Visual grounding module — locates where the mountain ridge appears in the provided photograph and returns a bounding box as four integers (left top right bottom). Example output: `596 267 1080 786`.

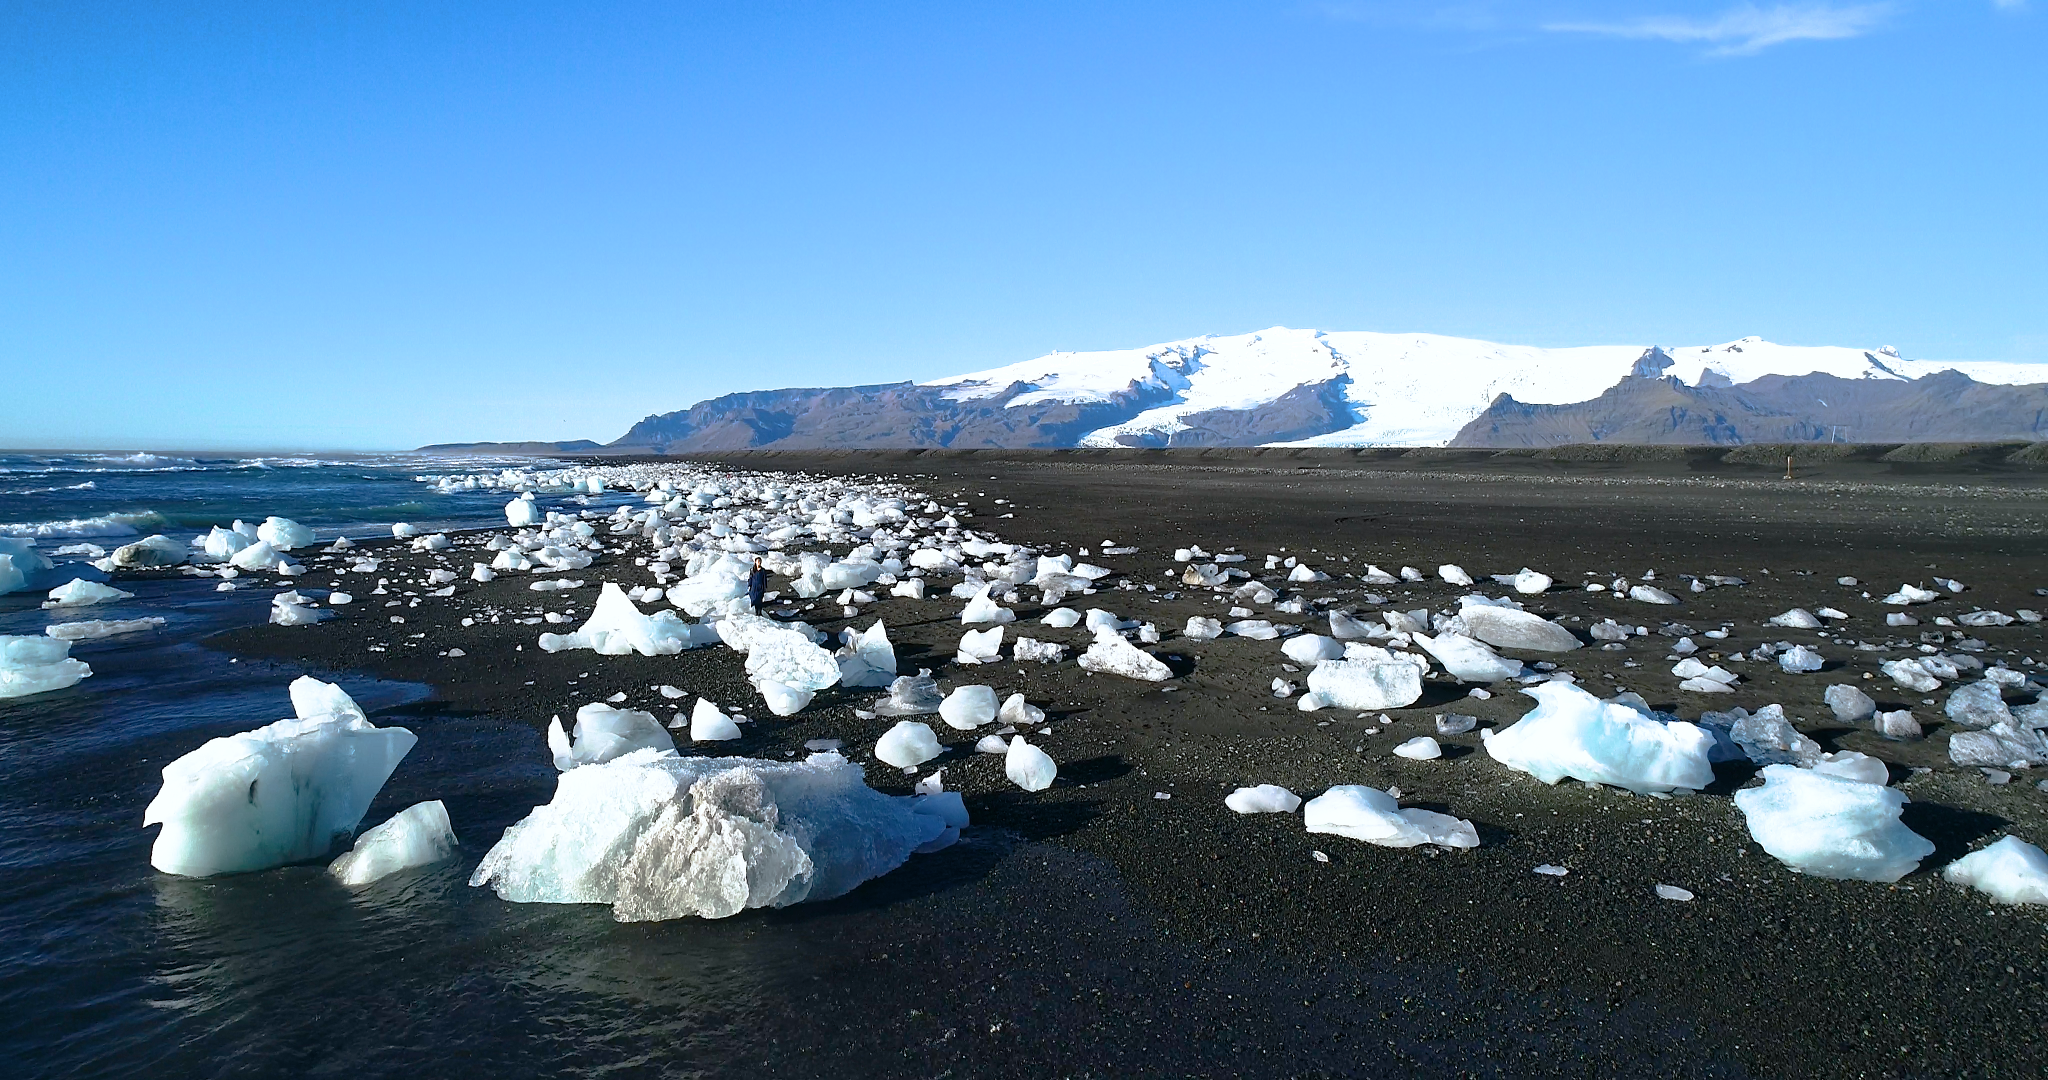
600 327 2046 452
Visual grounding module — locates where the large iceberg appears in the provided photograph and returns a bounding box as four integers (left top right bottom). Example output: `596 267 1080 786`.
329 800 458 886
1733 764 1933 882
0 635 93 699
142 677 418 877
1483 681 1715 794
469 749 953 920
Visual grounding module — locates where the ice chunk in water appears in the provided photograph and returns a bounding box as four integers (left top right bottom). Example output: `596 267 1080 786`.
45 616 164 641
690 698 742 742
1457 599 1580 653
876 721 942 768
256 516 315 551
1413 631 1523 682
507 496 541 527
329 800 457 886
143 678 416 877
939 685 999 730
1304 785 1478 849
1077 629 1172 682
0 538 56 596
1225 785 1301 814
549 704 676 770
1733 764 1933 881
42 579 133 608
1483 681 1714 794
110 534 188 568
1305 648 1425 710
1943 836 2048 905
469 750 947 920
1004 735 1056 791
0 634 93 699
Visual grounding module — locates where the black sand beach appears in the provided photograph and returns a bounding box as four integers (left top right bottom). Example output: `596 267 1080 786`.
211 449 2048 1078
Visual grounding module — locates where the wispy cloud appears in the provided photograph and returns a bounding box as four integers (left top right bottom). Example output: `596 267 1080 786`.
1992 0 2026 12
1545 3 1894 56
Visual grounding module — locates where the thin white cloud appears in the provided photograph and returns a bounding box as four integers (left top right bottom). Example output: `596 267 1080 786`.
1992 0 2026 11
1545 3 1894 56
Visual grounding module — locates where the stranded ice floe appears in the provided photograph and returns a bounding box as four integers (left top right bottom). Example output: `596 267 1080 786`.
469 749 959 921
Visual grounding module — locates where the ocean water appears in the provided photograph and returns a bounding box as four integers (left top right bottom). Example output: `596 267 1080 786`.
0 454 1083 1078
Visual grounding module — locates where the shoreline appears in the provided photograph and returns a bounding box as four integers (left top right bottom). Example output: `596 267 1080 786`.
199 453 2048 1077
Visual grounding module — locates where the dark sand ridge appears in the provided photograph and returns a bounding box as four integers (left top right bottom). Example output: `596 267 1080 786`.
210 449 2048 1077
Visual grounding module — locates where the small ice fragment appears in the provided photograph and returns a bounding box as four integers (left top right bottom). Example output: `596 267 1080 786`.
1533 864 1569 877
939 685 999 730
875 721 943 769
1393 736 1442 760
1225 784 1302 814
329 800 458 886
1654 884 1695 901
1943 836 2048 905
1005 735 1055 791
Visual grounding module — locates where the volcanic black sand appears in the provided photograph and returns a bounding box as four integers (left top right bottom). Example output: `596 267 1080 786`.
211 448 2048 1078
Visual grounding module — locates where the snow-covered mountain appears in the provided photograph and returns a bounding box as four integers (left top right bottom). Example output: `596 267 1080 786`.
609 327 2048 452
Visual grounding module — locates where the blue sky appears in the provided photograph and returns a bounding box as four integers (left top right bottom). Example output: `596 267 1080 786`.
2 1 2042 450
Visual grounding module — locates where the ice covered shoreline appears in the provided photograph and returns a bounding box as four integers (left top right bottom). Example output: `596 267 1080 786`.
158 452 2048 1077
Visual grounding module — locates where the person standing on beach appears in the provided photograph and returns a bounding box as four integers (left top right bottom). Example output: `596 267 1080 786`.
747 557 769 615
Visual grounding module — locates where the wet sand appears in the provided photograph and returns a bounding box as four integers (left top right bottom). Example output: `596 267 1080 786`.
212 450 2048 1078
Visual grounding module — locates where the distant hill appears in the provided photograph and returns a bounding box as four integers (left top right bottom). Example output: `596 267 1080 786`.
414 440 603 455
598 328 2048 452
1448 370 2048 447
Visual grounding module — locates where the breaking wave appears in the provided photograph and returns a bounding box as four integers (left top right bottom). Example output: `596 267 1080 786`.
0 510 168 539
